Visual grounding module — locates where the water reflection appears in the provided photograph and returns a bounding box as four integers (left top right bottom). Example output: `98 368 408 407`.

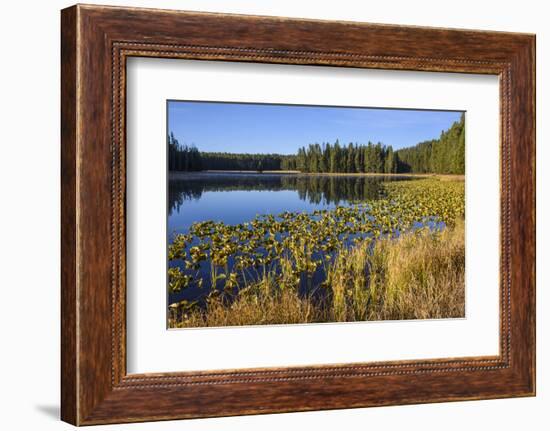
169 172 412 217
167 173 416 305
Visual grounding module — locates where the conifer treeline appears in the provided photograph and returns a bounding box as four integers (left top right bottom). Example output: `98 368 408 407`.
168 113 465 174
396 113 465 174
280 141 399 173
199 152 291 171
168 132 202 171
168 133 289 171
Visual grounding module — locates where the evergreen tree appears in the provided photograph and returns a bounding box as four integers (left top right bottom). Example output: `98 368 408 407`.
168 114 465 175
395 114 465 174
330 140 340 173
385 146 395 173
347 143 355 173
319 143 328 172
354 143 363 173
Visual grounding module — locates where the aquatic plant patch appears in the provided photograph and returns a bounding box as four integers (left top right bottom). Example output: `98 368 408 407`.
168 178 465 327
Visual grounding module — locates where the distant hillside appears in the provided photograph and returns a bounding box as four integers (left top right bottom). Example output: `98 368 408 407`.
396 113 465 175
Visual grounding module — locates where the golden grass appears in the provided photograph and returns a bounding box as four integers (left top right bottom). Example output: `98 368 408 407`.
170 287 318 328
360 219 464 320
169 221 465 328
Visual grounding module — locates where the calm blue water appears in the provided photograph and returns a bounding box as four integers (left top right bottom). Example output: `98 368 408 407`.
167 172 416 305
168 172 409 238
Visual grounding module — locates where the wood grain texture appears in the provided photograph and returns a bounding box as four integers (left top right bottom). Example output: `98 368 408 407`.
60 5 78 425
60 4 536 425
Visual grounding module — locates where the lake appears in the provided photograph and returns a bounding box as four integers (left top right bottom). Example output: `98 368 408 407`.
168 172 416 235
167 172 415 305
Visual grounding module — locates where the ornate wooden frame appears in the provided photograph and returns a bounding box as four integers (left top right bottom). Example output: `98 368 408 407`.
61 4 536 425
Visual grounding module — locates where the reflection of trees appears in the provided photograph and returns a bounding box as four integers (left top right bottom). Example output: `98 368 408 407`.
291 175 382 206
168 174 410 215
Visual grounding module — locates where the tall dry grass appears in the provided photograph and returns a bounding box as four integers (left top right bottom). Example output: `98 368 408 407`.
333 220 465 321
169 221 465 328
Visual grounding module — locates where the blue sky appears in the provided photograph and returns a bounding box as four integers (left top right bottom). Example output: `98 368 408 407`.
168 101 463 154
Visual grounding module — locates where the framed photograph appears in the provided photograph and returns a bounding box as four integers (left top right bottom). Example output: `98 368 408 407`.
61 4 535 425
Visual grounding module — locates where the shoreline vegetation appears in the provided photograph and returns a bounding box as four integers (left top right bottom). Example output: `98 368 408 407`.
168 178 465 328
169 170 465 180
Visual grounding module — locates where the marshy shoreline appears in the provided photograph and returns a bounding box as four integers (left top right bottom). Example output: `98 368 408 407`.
167 177 465 328
169 222 465 328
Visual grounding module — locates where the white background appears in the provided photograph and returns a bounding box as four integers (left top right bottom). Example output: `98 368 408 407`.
0 0 547 430
127 59 500 373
